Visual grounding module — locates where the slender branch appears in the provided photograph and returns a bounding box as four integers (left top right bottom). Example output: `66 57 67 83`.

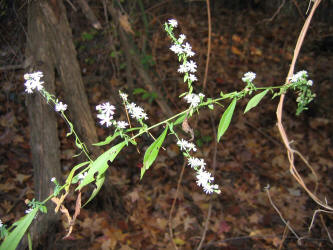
168 161 186 250
196 112 218 250
265 185 300 240
276 0 333 212
202 0 211 91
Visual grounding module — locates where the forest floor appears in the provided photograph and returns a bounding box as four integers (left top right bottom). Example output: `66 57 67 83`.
1 1 333 249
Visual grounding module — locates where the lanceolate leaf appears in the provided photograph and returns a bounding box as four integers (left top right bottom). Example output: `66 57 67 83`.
0 208 38 250
92 132 120 146
65 161 90 192
173 113 187 126
83 173 105 207
76 141 127 191
217 98 237 142
141 125 168 179
244 89 269 113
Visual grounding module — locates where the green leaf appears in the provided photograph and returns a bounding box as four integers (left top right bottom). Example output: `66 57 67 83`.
133 88 146 95
76 141 126 190
244 89 269 113
217 98 237 142
66 161 90 188
0 208 38 250
83 173 105 207
142 93 150 100
92 132 120 146
141 126 168 179
173 113 187 126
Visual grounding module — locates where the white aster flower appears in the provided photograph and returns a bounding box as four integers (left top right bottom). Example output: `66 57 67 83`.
178 63 189 73
196 169 214 188
126 102 137 113
203 184 214 194
168 19 178 28
51 177 56 182
188 157 206 170
25 208 33 214
170 44 183 54
96 102 115 115
55 101 67 112
242 72 256 82
97 113 113 127
119 92 128 101
178 34 186 43
184 93 201 107
203 183 220 194
186 60 197 73
189 74 197 82
24 71 43 81
126 103 148 120
130 106 148 120
0 219 3 227
117 121 128 129
289 70 308 83
177 139 197 152
24 71 44 94
78 171 88 181
307 80 313 86
182 43 195 57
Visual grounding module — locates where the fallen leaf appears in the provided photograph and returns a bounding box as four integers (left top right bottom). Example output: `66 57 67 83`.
15 173 31 184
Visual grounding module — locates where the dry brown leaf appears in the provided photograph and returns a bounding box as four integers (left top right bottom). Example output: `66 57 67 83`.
15 173 31 184
119 13 134 35
232 34 242 43
231 46 243 56
51 196 74 238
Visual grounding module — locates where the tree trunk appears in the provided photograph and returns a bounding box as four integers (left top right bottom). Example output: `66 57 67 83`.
25 1 61 247
25 0 103 246
40 0 101 158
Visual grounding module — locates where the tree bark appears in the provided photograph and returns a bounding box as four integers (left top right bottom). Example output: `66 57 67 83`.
25 1 61 247
24 0 103 246
40 0 101 158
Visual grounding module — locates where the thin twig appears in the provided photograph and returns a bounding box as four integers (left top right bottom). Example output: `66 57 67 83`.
276 0 333 212
308 209 333 232
320 214 333 244
279 224 289 250
265 185 300 240
263 0 286 23
196 112 218 250
168 161 186 250
202 0 211 91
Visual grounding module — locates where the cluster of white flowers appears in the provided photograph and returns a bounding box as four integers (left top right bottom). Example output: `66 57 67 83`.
166 19 220 194
183 93 205 108
178 60 197 73
24 71 44 93
242 72 256 83
176 140 220 194
126 102 148 121
166 19 206 110
96 101 129 130
289 70 308 83
55 101 67 112
96 102 116 127
188 156 220 194
24 71 68 112
177 139 197 152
